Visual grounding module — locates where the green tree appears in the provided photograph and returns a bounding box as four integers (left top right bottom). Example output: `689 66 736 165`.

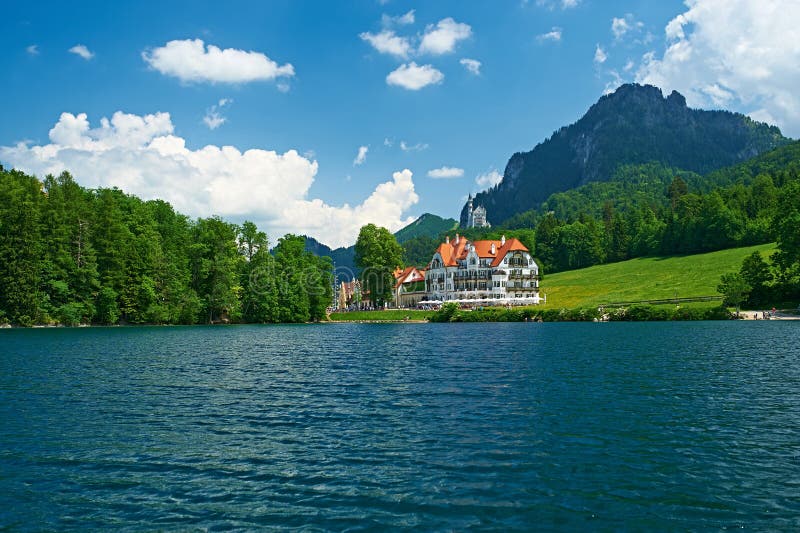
190 217 243 323
273 234 312 322
771 181 800 296
667 175 688 210
40 172 99 323
239 221 279 323
718 273 751 314
739 251 773 307
0 168 45 324
354 224 404 307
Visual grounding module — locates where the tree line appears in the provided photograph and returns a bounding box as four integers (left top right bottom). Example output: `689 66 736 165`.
0 168 332 326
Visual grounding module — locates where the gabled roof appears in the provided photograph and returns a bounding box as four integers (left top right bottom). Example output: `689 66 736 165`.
430 235 530 268
490 238 528 267
394 266 426 289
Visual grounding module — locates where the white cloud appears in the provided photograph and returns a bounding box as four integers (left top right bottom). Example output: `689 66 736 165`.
635 0 800 136
353 145 368 166
427 166 464 179
460 58 481 75
202 98 231 130
359 30 411 58
603 70 624 95
594 44 607 64
418 18 472 55
611 17 629 39
142 39 294 84
537 27 563 42
386 62 444 90
26 44 39 55
0 111 419 248
400 140 429 152
561 0 579 7
612 14 643 40
475 169 503 189
382 9 415 26
69 44 94 60
202 114 225 130
383 137 393 147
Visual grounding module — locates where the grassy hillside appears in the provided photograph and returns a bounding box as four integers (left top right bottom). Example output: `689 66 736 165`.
540 243 776 308
394 213 457 243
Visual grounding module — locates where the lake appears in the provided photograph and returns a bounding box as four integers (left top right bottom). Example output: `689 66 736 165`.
1 322 799 530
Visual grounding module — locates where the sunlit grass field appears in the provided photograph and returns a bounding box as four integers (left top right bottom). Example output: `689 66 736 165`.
539 243 776 309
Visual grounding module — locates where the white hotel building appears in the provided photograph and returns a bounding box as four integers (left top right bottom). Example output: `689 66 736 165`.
424 234 542 304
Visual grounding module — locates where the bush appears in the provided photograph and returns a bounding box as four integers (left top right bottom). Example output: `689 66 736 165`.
429 302 460 322
56 303 85 326
95 287 120 325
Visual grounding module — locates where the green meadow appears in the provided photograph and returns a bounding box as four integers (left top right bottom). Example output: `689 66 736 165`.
540 243 776 309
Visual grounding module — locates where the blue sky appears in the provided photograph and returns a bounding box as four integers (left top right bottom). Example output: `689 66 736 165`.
1 0 797 247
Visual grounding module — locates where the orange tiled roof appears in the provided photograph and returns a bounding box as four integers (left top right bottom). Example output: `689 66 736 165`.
394 266 426 289
432 235 529 268
490 238 528 267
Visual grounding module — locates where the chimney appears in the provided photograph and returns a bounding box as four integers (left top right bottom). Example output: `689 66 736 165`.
501 235 506 245
446 235 450 244
455 233 460 244
491 243 496 254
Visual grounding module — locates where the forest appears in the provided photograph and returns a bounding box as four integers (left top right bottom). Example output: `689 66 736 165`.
0 167 333 326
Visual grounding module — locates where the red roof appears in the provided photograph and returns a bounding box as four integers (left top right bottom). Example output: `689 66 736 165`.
431 235 529 268
394 266 426 289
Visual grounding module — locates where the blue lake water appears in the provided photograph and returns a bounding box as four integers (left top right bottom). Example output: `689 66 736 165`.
1 322 800 530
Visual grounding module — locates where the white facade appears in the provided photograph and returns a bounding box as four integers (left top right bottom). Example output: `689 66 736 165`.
425 235 541 304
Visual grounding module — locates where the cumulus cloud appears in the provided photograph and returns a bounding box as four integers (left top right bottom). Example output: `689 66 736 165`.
0 111 419 248
359 30 412 58
460 58 481 75
26 44 39 55
427 166 464 179
475 169 503 189
353 145 368 166
594 44 607 64
142 39 294 84
202 98 231 130
386 62 444 90
69 44 94 60
537 27 563 42
635 0 800 136
418 18 472 55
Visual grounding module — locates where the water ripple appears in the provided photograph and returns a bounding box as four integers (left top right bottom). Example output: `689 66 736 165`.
1 322 800 530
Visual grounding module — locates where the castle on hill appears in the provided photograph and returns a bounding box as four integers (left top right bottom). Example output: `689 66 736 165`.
464 195 490 228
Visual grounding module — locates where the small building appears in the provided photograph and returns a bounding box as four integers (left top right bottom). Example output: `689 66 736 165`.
465 195 491 228
425 234 541 305
393 266 427 308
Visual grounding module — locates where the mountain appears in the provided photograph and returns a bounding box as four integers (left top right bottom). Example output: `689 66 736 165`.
303 236 357 278
462 83 790 226
393 213 457 243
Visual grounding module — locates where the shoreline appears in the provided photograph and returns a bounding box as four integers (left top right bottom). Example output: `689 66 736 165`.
3 309 799 328
737 311 800 320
